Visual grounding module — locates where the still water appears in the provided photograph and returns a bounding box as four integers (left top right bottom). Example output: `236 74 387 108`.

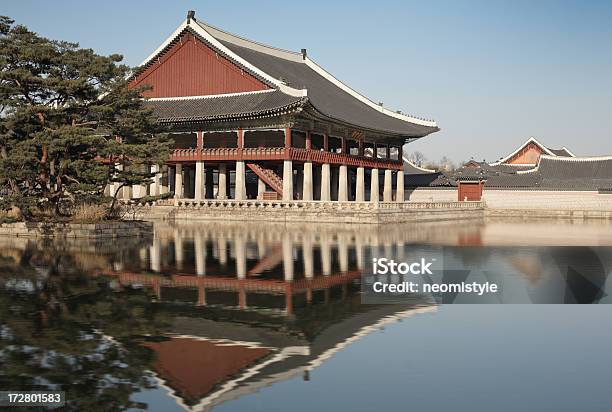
1 219 612 411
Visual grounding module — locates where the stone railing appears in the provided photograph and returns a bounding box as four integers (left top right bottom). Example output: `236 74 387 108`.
162 199 485 210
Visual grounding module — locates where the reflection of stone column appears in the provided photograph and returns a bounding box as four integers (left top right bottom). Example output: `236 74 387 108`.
383 169 393 202
217 164 227 199
194 232 206 276
174 229 183 270
370 168 379 203
257 178 266 199
339 239 349 273
321 163 331 201
396 171 404 202
356 240 364 270
174 163 183 199
303 162 313 201
303 238 314 279
150 238 161 272
282 235 294 281
218 236 227 265
321 238 332 276
195 161 205 201
356 167 365 201
282 160 293 201
235 161 246 200
338 165 348 201
197 284 206 306
235 236 246 279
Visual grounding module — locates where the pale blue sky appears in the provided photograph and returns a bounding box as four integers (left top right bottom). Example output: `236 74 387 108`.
3 0 612 163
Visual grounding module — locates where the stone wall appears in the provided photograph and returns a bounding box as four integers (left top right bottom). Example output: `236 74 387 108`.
405 188 457 202
0 221 153 239
483 189 612 211
133 200 484 224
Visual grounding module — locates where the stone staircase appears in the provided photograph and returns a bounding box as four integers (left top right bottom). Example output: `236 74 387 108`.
246 163 283 197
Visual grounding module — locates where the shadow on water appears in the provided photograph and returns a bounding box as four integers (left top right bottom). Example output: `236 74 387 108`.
0 218 612 411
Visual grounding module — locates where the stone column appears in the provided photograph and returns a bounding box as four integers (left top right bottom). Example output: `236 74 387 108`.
338 164 348 201
282 160 293 201
257 178 266 199
195 161 205 201
396 170 405 202
383 169 393 202
205 168 214 199
235 161 246 200
217 164 227 199
150 165 160 196
356 167 365 201
303 162 313 201
174 163 183 199
370 168 379 203
160 165 169 194
321 163 331 201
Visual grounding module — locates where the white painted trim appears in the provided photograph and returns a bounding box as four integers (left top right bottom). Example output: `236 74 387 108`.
146 89 276 101
489 136 555 166
138 18 307 98
540 154 612 162
304 57 438 127
198 21 303 62
561 146 576 157
402 156 437 173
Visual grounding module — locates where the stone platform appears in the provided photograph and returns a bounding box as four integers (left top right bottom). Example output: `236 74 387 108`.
131 200 484 224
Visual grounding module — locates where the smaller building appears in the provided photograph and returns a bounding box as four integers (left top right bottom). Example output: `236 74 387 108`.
489 136 575 168
404 137 612 210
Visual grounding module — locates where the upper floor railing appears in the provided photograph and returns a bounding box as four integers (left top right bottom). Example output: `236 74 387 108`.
169 147 403 170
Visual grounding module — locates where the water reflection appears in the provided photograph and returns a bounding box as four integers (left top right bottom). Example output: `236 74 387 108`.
1 220 612 411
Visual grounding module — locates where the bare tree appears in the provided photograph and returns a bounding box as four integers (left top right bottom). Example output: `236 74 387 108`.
406 151 426 167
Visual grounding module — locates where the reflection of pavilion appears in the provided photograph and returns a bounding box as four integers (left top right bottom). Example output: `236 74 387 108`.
99 223 435 411
140 298 434 412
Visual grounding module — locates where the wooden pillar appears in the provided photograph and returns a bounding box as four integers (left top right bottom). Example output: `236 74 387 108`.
196 130 203 149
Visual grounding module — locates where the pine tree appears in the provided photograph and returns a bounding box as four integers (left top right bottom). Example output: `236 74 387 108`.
0 16 170 220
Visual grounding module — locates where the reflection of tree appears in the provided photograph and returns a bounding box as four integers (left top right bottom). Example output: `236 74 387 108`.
0 244 171 411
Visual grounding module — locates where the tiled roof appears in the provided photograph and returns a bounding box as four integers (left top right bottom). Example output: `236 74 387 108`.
196 21 438 137
411 156 612 190
145 90 306 123
547 147 573 157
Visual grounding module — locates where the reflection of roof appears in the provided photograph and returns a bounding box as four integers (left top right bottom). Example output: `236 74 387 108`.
148 286 434 412
143 337 271 406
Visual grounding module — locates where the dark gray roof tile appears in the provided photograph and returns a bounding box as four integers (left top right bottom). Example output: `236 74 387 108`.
145 90 305 123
